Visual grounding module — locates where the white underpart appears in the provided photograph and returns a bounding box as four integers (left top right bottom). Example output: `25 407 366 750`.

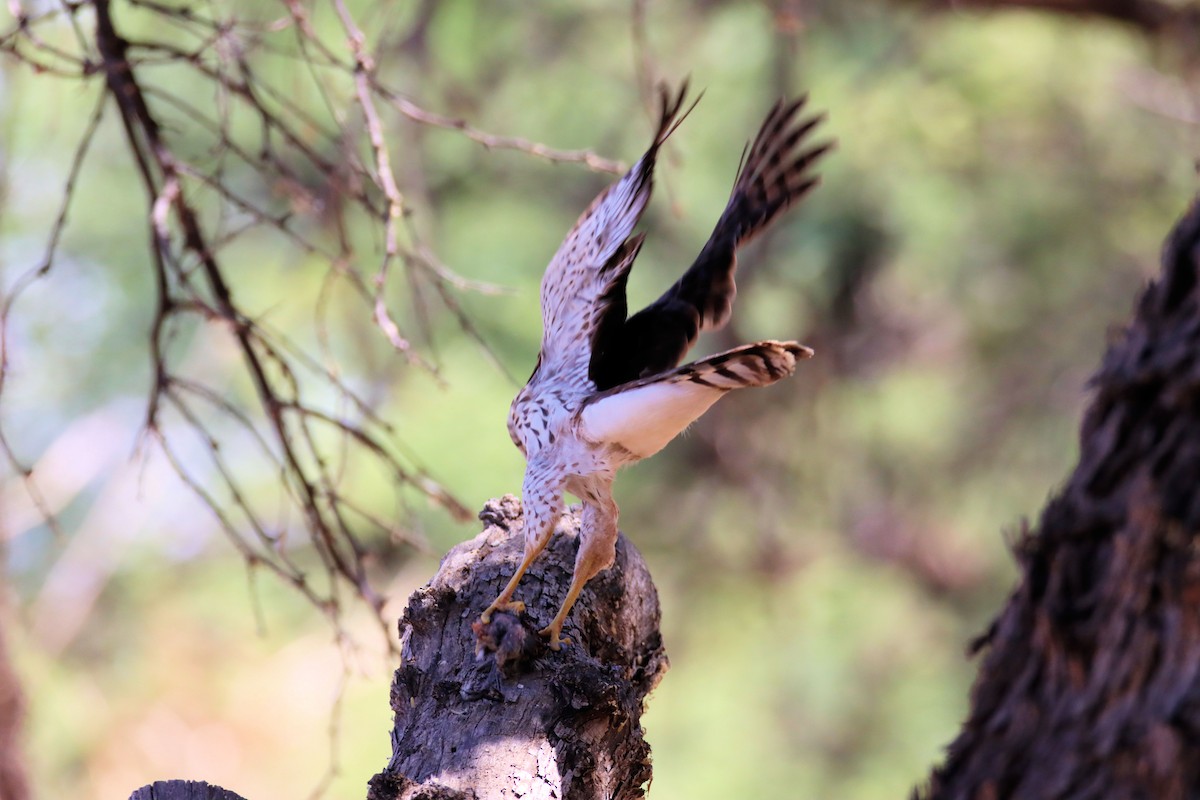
579 379 726 459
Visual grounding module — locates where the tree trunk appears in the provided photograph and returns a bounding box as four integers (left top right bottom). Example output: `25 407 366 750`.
920 194 1200 799
367 494 669 800
127 495 668 800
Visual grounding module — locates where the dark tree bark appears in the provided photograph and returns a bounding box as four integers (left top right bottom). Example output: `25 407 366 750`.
920 194 1200 799
367 495 669 800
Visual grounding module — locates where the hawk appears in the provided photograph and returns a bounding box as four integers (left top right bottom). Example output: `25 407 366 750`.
480 84 831 648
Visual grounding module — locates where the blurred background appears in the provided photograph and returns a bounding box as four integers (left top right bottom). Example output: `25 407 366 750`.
2 1 1198 798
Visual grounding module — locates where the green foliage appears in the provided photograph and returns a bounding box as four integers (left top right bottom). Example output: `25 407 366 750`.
1 1 1196 798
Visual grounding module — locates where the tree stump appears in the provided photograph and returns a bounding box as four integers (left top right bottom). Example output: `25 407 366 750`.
920 195 1200 799
128 781 249 800
367 494 669 800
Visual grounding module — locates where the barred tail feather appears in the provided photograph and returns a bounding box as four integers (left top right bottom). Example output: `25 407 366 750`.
672 339 812 389
579 340 812 459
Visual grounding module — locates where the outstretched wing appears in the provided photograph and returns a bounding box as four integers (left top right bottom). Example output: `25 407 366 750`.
580 340 812 458
589 95 833 391
536 83 694 383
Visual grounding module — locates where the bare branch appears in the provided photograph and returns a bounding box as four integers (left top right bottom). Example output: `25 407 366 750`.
1 0 632 644
373 81 627 175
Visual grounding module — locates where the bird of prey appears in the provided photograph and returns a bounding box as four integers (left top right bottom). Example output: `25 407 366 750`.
480 83 832 649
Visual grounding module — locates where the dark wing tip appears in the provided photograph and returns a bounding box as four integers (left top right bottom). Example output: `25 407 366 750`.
716 95 833 244
742 102 832 183
652 79 703 147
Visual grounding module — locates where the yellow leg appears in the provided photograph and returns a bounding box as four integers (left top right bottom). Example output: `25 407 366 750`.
480 472 561 625
539 570 590 650
539 495 618 650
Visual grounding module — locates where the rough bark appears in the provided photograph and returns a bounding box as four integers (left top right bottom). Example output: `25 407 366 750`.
367 494 669 800
920 195 1200 799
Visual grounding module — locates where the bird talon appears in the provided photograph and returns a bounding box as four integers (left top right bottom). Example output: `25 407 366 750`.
480 599 526 625
538 625 571 650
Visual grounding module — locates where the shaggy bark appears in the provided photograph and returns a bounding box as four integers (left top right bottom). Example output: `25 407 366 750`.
367 494 669 800
920 195 1200 799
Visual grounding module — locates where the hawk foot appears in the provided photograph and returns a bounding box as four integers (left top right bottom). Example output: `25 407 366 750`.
479 598 525 624
538 623 572 651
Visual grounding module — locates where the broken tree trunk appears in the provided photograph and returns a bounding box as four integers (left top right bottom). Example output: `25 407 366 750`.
127 496 668 800
920 194 1200 799
367 494 669 800
125 496 666 800
128 781 248 800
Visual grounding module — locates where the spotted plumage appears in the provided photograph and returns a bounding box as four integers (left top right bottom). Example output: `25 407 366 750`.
481 83 832 648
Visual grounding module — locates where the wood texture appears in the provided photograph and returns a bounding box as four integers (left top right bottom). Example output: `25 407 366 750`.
920 195 1200 799
367 495 669 800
